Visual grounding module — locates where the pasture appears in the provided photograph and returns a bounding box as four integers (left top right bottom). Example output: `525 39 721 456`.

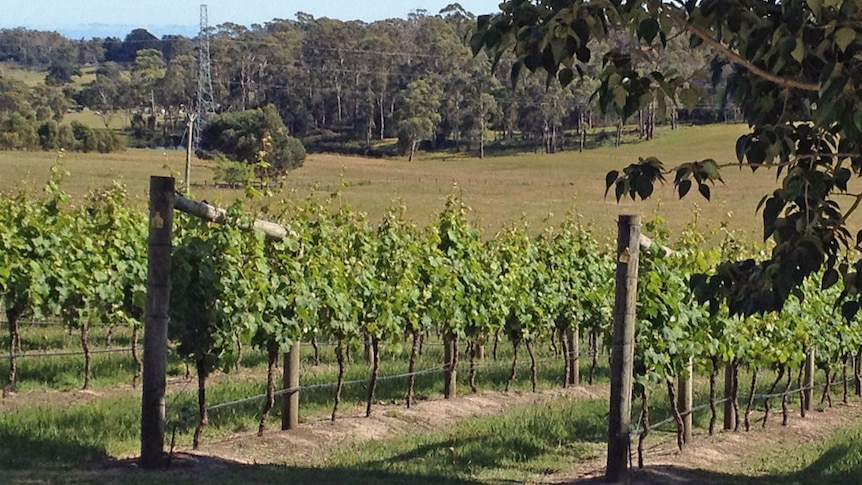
0 123 781 243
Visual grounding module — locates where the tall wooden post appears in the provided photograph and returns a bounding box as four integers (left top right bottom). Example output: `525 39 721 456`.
606 215 640 483
678 358 693 445
140 176 175 468
282 341 300 430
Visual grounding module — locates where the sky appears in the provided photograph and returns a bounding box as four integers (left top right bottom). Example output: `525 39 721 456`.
2 1 504 38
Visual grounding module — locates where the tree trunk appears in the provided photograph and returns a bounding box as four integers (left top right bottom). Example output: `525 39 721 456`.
762 365 785 428
821 364 833 408
782 366 792 426
311 336 320 366
407 330 419 408
506 339 520 392
106 323 115 348
492 333 499 361
744 368 758 432
709 357 718 435
843 354 849 404
855 349 862 397
409 140 417 162
365 336 380 417
332 339 345 422
377 95 386 140
258 339 279 436
131 324 142 389
443 334 457 399
234 337 243 371
5 303 23 393
469 338 478 393
526 340 537 393
81 322 91 390
637 385 649 469
666 379 685 451
589 330 598 385
193 358 208 450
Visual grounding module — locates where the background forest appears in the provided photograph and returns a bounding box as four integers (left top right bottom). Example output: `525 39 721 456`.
0 3 736 172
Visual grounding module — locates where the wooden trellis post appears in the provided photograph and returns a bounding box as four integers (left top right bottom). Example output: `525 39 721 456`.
606 215 640 483
140 176 175 469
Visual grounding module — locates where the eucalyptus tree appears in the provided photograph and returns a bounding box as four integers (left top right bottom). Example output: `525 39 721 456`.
396 79 442 161
131 48 165 114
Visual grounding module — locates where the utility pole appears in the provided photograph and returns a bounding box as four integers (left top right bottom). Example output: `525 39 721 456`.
185 112 197 194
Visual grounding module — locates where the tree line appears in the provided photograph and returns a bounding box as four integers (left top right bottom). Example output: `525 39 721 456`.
0 3 735 162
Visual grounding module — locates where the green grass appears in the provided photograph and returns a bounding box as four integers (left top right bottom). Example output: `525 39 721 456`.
1 394 608 484
315 396 608 483
63 109 128 130
0 123 793 241
733 421 862 484
0 327 609 467
0 62 46 86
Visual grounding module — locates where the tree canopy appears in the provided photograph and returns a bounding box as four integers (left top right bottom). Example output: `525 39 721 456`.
474 0 862 317
199 104 306 174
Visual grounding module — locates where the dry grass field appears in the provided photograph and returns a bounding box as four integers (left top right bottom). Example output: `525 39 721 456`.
0 123 798 242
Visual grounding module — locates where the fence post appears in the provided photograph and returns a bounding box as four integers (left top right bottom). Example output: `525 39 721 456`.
282 341 300 430
678 358 693 445
606 215 640 483
140 176 175 468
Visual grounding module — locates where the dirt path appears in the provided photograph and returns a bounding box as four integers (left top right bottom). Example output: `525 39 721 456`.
193 384 610 465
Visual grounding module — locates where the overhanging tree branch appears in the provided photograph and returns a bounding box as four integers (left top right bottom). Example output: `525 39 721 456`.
664 8 823 94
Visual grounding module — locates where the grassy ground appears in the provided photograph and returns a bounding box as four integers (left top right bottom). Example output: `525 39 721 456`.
2 321 862 484
0 322 601 465
0 123 792 242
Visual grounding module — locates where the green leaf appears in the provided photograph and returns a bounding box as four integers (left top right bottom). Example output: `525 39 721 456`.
678 180 692 199
604 171 619 197
791 38 805 63
835 27 856 53
636 176 654 200
637 18 660 44
558 68 575 87
842 300 860 321
822 268 840 290
698 183 711 201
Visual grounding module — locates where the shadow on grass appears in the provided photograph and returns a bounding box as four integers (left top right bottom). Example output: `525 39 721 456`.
573 444 862 485
0 429 109 469
4 453 488 485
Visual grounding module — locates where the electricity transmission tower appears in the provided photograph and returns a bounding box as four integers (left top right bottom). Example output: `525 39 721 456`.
195 4 216 148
